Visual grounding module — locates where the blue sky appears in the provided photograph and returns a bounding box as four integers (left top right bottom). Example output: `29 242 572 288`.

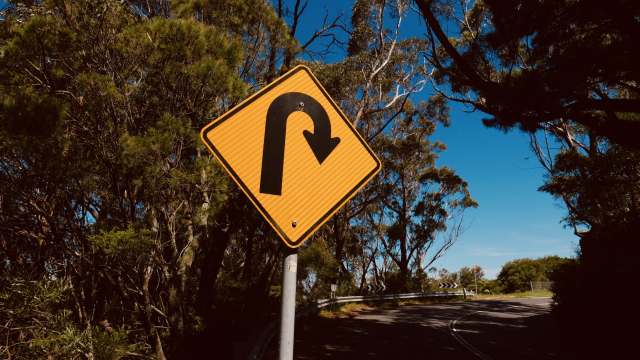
293 0 577 279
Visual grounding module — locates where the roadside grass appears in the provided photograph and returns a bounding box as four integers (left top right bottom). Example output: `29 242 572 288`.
313 290 554 319
473 290 553 299
316 296 467 318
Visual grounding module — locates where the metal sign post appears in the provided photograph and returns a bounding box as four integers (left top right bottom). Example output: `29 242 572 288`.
473 266 478 299
279 246 298 360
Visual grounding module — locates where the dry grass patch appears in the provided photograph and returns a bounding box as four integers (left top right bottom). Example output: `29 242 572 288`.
316 296 467 319
318 302 375 318
471 290 553 300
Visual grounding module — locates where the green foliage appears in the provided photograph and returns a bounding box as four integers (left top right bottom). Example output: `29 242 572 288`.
90 224 155 258
298 239 342 301
419 0 640 355
0 0 261 358
284 0 476 298
347 0 378 56
422 279 439 292
0 278 150 359
458 266 484 289
382 268 407 293
497 256 570 293
419 0 640 149
477 279 501 295
0 0 479 358
371 102 477 290
0 86 66 141
92 327 152 360
539 144 640 229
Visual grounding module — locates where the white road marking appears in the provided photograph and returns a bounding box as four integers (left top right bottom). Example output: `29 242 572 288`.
449 305 535 360
449 311 493 360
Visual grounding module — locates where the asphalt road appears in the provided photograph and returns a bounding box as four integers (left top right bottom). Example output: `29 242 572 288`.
293 297 563 360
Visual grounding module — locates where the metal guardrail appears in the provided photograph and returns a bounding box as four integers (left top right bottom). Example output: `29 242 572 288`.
246 291 473 360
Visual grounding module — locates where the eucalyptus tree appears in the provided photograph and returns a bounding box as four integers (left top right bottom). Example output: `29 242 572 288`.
412 1 640 352
411 0 640 236
0 0 291 358
458 266 483 290
374 116 477 290
413 0 640 151
437 268 450 282
304 0 436 279
349 203 384 293
0 0 483 357
410 0 640 226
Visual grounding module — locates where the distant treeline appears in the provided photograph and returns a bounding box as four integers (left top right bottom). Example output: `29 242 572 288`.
425 256 573 296
496 255 571 293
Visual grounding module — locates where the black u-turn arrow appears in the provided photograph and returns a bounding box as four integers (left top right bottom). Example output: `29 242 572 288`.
260 92 341 196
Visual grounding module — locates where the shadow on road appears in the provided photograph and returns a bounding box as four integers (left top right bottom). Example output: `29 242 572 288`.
263 299 572 360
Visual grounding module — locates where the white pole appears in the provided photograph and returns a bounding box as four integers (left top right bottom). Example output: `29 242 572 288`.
279 247 298 360
474 270 478 299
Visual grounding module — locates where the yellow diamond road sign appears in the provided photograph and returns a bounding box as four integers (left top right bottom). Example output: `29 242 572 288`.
200 65 381 248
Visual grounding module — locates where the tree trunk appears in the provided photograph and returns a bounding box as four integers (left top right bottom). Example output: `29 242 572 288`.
241 225 257 283
253 242 282 298
243 242 282 323
141 266 167 360
167 277 185 358
358 261 368 295
196 225 231 315
333 213 349 278
399 224 409 291
167 215 200 358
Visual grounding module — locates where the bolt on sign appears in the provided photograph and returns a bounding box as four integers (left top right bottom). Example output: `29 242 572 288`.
201 65 381 248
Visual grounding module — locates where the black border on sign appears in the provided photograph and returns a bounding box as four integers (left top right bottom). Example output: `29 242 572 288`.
201 66 381 248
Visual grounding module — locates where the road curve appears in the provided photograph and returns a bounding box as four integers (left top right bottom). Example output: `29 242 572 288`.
293 298 562 359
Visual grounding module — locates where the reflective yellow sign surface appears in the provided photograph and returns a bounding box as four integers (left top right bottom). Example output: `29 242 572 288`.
201 66 380 247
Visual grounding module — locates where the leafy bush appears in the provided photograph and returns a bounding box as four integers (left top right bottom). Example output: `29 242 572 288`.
477 279 501 294
0 278 150 359
297 239 342 301
497 255 571 293
458 266 484 290
93 326 152 360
